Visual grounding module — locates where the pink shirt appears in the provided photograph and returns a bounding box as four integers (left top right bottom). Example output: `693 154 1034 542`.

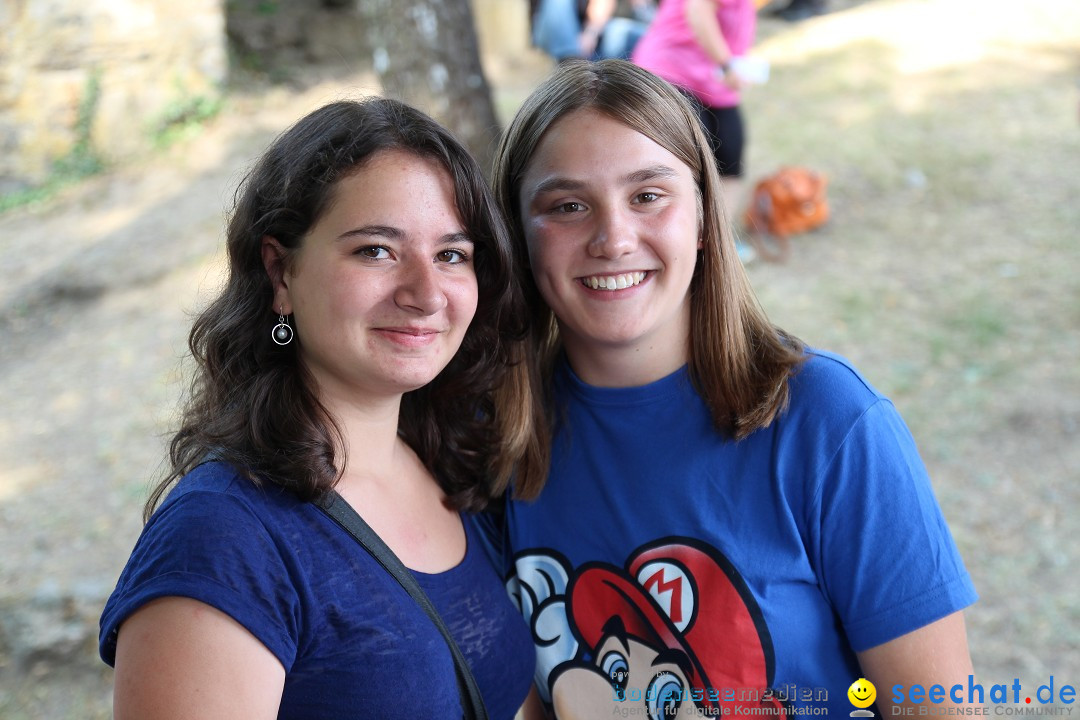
632 0 757 108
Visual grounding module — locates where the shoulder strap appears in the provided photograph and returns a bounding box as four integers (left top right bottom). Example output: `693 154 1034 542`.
316 491 488 720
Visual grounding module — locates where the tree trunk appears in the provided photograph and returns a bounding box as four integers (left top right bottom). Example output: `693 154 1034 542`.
358 0 501 175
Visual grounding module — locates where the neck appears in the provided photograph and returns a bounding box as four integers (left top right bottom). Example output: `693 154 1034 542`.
319 390 461 574
318 392 405 483
561 338 689 388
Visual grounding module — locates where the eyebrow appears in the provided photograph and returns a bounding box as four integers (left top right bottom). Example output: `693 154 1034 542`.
337 226 473 245
338 225 402 241
623 164 680 184
530 164 681 197
531 177 586 196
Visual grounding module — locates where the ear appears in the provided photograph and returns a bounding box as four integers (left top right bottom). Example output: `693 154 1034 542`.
261 236 292 315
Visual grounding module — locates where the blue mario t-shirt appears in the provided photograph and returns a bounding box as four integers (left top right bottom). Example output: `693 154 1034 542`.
487 351 976 718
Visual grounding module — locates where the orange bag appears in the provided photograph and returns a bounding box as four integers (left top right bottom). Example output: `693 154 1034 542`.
742 166 829 261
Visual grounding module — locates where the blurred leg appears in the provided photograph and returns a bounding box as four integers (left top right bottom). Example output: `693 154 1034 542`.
776 0 828 22
595 17 648 60
532 0 584 60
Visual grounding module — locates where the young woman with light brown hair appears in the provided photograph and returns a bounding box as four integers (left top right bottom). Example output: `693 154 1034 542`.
488 59 976 719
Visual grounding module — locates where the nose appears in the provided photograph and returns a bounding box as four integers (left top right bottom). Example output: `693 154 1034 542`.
394 258 447 315
587 205 636 259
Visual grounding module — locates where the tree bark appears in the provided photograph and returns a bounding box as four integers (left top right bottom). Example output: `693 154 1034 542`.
358 0 502 175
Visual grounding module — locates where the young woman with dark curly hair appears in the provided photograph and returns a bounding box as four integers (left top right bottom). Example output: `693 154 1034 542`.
99 97 545 719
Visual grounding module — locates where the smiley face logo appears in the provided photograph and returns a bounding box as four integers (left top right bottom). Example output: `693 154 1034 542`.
848 678 877 709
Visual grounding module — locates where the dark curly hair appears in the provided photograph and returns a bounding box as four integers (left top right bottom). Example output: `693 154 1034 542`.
147 97 545 519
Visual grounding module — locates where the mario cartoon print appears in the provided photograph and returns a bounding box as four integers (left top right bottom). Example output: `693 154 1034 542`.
508 537 786 719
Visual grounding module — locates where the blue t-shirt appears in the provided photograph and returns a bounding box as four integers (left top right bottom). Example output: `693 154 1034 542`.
100 461 534 719
491 351 977 717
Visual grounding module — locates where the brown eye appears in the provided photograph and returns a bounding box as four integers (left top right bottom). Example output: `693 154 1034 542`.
355 246 390 259
437 249 469 264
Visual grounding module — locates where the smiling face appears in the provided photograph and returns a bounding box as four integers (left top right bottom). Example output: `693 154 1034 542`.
268 149 478 407
848 678 877 709
518 109 701 386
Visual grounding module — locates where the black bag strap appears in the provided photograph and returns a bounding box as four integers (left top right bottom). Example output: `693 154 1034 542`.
316 491 488 720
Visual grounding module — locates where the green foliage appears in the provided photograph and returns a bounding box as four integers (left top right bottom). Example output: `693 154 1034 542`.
225 0 280 16
149 92 224 149
61 68 106 177
0 69 105 214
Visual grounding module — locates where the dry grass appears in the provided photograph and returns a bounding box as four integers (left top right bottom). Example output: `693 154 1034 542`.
744 0 1080 684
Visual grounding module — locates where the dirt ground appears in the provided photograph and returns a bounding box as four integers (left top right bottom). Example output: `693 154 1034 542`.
1 0 1077 717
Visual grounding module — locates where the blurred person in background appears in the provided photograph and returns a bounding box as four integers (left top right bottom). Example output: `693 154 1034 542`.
633 0 759 226
530 0 656 62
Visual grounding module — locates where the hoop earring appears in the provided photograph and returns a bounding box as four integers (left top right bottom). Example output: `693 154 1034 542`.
272 310 294 346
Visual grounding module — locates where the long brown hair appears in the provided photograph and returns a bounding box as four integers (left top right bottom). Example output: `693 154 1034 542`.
147 97 545 520
492 59 804 442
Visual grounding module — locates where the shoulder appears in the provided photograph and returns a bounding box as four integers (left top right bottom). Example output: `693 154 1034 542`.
128 462 310 590
100 462 310 667
153 461 301 531
770 350 912 470
132 461 307 575
164 460 261 501
787 349 889 417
